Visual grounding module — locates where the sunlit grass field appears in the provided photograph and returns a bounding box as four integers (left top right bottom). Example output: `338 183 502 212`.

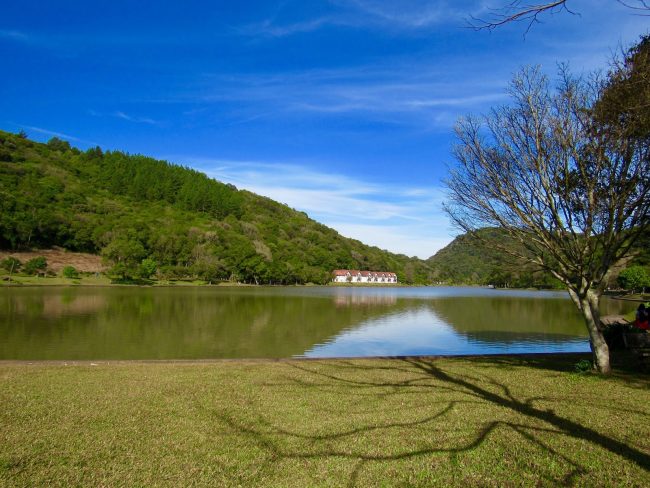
1 354 648 486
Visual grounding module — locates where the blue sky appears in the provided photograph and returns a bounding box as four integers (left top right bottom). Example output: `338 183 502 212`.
1 1 648 258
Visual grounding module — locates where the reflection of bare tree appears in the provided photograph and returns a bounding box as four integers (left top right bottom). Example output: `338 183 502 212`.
204 358 650 486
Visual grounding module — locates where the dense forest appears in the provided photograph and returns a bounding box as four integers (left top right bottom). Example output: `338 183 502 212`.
0 130 435 284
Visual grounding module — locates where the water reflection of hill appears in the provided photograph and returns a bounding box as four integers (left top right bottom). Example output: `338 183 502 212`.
0 288 404 360
2 288 627 360
427 297 588 342
304 295 600 357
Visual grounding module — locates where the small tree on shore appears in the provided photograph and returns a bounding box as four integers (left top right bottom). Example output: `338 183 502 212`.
444 45 650 374
618 266 650 293
62 265 80 279
23 256 48 276
1 257 21 274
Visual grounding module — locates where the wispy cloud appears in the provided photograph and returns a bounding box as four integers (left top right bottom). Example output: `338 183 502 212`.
113 111 160 125
186 63 510 131
162 156 452 258
17 124 97 145
89 109 162 125
242 16 335 37
0 29 30 42
335 0 461 29
242 0 472 38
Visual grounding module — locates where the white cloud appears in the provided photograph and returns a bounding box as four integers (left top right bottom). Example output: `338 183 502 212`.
241 16 335 37
162 156 453 258
18 124 98 145
331 222 453 258
335 0 461 28
113 111 160 125
88 109 161 125
241 0 472 38
187 64 510 131
0 29 30 42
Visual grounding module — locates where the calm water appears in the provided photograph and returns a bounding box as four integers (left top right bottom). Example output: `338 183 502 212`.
0 286 636 360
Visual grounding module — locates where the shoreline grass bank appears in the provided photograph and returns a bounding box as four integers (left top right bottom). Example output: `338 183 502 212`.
1 354 648 486
0 275 421 287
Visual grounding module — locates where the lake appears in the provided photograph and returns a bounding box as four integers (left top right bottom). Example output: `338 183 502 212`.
0 286 636 360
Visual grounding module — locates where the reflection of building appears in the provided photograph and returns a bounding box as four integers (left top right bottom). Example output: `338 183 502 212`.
332 270 398 284
334 294 397 307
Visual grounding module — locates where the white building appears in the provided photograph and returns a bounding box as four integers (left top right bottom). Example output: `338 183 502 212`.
332 269 398 284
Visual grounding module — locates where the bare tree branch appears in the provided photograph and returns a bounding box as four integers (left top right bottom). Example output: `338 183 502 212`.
469 1 573 31
469 1 649 31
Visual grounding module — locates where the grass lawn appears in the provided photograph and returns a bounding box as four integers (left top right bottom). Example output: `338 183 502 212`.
1 275 112 286
0 275 260 287
1 354 649 486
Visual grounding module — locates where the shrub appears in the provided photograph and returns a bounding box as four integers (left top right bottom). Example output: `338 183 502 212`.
62 266 80 279
1 257 21 273
138 258 157 280
23 256 48 275
574 359 593 373
617 266 650 293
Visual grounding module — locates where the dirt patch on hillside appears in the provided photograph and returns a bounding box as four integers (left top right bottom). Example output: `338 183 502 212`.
0 249 105 273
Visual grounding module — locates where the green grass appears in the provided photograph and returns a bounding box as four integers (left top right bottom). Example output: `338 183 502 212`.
1 275 269 287
1 355 649 486
1 275 112 286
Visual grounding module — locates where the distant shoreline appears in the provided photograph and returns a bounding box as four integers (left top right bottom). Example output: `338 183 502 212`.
0 275 424 287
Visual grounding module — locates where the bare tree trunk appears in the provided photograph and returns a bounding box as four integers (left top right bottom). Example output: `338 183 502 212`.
581 291 611 375
568 287 611 374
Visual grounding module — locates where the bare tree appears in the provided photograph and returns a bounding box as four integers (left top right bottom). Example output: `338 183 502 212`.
471 1 649 31
444 64 650 374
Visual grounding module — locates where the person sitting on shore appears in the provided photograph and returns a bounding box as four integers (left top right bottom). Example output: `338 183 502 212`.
634 304 650 330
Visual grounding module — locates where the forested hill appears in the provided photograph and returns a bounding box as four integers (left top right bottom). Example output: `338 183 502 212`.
426 228 562 288
0 130 433 284
426 228 650 288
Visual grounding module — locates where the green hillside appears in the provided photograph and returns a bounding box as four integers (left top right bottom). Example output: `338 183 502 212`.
426 228 563 288
427 227 650 289
0 130 432 284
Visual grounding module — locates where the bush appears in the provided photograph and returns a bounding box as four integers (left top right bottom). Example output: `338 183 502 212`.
1 257 21 273
23 256 48 275
574 359 593 373
617 265 650 293
62 266 80 279
138 258 157 279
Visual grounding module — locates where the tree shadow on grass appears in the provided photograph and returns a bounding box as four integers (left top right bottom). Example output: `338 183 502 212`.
402 358 650 467
208 357 649 486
